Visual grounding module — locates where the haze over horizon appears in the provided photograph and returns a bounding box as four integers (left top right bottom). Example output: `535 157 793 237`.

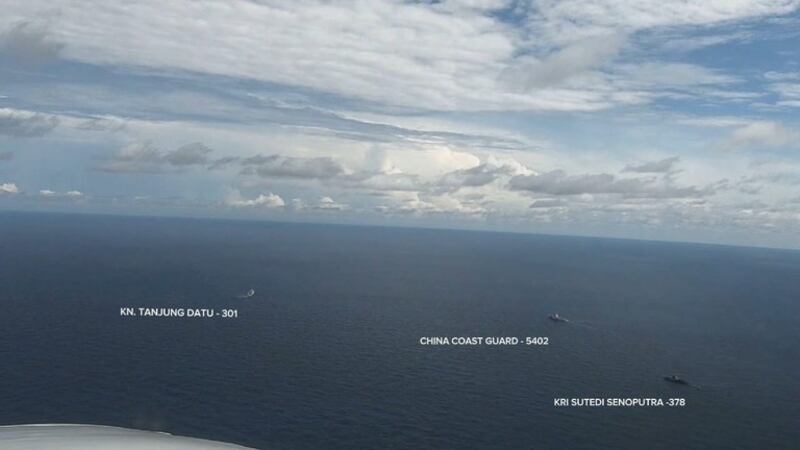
3 1 800 248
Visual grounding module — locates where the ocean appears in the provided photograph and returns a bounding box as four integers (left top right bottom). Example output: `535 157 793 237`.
0 211 798 449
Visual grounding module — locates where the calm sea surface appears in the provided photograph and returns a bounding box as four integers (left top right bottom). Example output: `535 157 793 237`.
1 212 798 449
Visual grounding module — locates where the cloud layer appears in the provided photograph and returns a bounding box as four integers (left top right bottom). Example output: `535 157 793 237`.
2 1 800 248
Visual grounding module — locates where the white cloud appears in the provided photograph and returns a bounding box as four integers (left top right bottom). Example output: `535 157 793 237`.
314 196 348 211
658 31 752 53
617 62 738 88
764 71 800 81
0 1 516 111
377 191 486 216
227 192 285 208
769 82 800 107
384 147 481 178
434 0 512 13
502 33 626 90
527 0 800 44
723 122 799 150
3 2 800 247
3 1 794 112
0 182 20 194
0 108 59 137
38 189 84 198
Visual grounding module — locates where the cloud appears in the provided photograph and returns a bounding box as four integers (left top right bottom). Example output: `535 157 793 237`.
433 0 511 13
740 171 800 186
96 142 163 173
164 142 212 166
0 151 13 161
622 156 680 173
0 21 63 66
764 71 800 81
227 192 285 208
657 31 752 53
376 191 485 216
208 156 239 170
75 116 127 132
768 82 800 107
314 196 348 211
288 196 349 211
527 0 800 42
349 172 424 192
509 169 708 198
502 33 626 90
4 1 793 112
38 189 84 199
529 198 568 209
440 164 503 188
96 141 216 173
0 182 20 195
510 170 643 195
0 108 59 137
437 158 530 191
242 154 346 179
333 150 515 194
1 1 516 111
4 1 800 247
723 122 799 150
617 62 738 88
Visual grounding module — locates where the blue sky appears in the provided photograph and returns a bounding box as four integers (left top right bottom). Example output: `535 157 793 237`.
2 1 800 248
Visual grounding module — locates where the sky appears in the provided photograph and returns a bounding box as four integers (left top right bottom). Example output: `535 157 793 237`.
1 0 800 249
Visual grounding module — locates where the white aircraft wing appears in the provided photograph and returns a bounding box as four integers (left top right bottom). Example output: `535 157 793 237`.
0 424 256 449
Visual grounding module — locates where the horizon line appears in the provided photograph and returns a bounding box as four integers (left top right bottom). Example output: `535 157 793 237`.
2 207 798 254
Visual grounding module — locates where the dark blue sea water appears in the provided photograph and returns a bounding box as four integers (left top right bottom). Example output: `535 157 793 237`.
1 212 798 449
